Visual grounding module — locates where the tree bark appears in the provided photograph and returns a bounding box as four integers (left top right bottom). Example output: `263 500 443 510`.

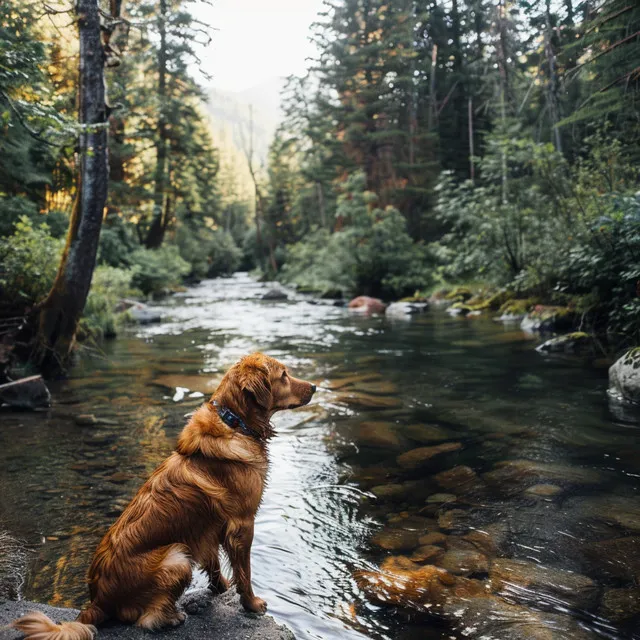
146 0 169 249
34 0 108 370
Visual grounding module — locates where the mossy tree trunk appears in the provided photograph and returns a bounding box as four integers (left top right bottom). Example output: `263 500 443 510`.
34 0 108 371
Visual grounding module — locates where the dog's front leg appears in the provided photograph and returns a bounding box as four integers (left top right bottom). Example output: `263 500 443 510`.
224 520 266 614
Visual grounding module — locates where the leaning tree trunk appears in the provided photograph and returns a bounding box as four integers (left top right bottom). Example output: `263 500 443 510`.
34 0 108 371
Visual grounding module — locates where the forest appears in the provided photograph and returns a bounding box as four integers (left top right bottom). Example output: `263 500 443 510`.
0 0 639 374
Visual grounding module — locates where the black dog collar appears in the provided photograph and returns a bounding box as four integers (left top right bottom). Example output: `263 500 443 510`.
212 400 254 437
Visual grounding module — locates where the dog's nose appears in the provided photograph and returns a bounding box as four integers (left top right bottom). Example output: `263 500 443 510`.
311 384 317 393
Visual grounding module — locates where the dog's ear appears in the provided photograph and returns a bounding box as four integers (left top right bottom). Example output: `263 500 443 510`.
239 361 272 409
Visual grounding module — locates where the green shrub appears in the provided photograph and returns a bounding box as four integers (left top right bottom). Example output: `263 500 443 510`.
280 172 433 298
207 229 244 278
0 197 68 238
80 266 138 339
129 245 190 296
97 217 138 267
0 216 62 304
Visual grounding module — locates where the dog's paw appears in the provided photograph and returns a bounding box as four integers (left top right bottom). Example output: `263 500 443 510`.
241 596 267 615
181 589 212 616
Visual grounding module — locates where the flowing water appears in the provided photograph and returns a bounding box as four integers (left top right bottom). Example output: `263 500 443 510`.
2 273 640 640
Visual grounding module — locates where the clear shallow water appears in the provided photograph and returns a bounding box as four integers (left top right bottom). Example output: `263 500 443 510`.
1 273 640 639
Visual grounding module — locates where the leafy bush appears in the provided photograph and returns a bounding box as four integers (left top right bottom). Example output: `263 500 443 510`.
281 172 433 298
0 216 62 305
207 229 243 277
0 197 68 238
97 217 139 267
81 266 138 339
129 245 190 296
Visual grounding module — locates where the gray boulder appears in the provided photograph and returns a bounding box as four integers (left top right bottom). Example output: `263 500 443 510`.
609 348 640 404
385 301 429 318
128 304 163 324
0 376 51 410
536 332 596 356
0 589 294 640
262 289 288 301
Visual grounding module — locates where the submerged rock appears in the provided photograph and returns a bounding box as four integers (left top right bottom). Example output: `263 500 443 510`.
599 586 640 623
442 595 599 640
370 483 407 500
128 303 162 324
396 442 462 469
566 495 640 533
490 558 598 611
434 465 484 495
370 527 422 551
0 376 50 410
357 421 401 448
347 296 386 315
524 483 563 498
404 423 453 444
411 545 445 563
582 536 640 581
438 544 488 577
609 348 640 404
483 459 601 493
536 332 595 356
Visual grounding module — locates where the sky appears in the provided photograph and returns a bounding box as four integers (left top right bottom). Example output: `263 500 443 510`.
192 0 325 93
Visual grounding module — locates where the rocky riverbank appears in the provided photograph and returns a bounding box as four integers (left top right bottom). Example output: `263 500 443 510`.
0 589 294 640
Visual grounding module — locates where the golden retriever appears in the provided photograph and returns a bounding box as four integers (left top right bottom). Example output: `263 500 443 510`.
11 353 316 639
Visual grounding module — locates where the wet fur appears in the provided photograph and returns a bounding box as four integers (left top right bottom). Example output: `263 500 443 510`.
11 353 315 639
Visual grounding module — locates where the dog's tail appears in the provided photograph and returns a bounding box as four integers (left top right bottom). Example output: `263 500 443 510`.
10 602 106 639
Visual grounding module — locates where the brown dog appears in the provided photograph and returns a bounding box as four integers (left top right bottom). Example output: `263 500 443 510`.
11 353 316 639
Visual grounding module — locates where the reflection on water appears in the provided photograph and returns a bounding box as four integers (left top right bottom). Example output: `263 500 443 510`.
1 273 640 639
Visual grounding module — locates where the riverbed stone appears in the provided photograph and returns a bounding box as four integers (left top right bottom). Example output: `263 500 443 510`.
434 465 484 495
524 483 563 498
609 348 640 404
520 305 575 333
385 301 429 318
357 422 401 448
483 459 601 493
442 595 599 640
439 545 488 576
396 442 462 469
566 495 640 532
438 509 471 532
404 423 453 444
370 483 407 500
337 390 402 410
262 288 288 300
599 587 640 623
490 558 598 611
582 536 640 581
418 532 447 546
370 527 422 551
426 493 457 504
0 588 294 640
410 545 445 563
462 522 509 557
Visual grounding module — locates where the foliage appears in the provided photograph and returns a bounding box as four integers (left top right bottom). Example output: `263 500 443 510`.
0 197 67 238
206 229 243 278
281 173 432 298
80 266 138 340
128 246 190 297
0 216 62 305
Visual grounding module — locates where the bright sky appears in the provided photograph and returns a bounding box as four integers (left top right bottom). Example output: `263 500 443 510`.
193 0 324 93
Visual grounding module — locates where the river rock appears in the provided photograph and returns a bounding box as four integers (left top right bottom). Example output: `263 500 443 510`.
524 483 563 497
439 545 488 576
0 588 294 640
599 587 640 623
582 536 640 581
347 296 387 315
0 376 51 410
385 301 429 318
438 509 471 532
490 558 598 611
483 459 601 493
337 390 402 409
566 495 640 532
521 305 575 333
396 442 462 469
426 493 457 504
75 413 98 426
434 465 484 495
609 348 640 404
370 483 407 500
357 421 401 448
536 332 595 356
411 545 445 563
418 532 447 546
462 521 509 557
262 288 288 300
404 423 452 443
442 595 599 640
370 527 422 551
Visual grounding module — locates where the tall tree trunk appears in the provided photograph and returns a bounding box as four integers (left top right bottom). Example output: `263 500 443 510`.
34 0 108 370
146 0 169 249
545 0 563 152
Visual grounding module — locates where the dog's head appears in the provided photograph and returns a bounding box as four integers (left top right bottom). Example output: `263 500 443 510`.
213 353 316 439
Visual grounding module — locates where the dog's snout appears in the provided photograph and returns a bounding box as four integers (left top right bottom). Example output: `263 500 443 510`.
310 384 316 394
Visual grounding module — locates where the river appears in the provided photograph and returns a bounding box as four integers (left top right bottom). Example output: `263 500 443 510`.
1 273 639 639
